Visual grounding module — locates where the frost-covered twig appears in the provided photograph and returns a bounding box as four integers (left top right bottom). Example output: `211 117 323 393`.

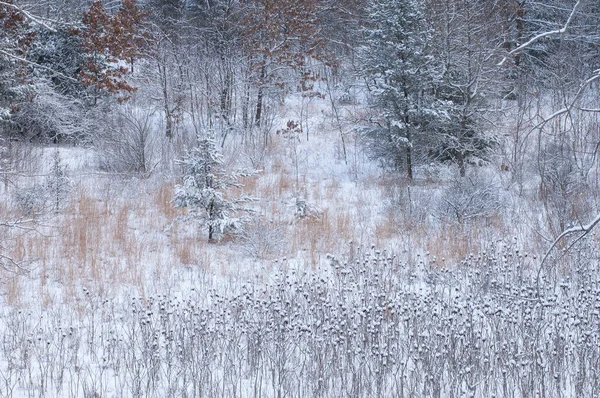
0 219 37 231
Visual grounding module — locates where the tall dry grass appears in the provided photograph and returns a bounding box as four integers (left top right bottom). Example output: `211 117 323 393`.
0 179 212 308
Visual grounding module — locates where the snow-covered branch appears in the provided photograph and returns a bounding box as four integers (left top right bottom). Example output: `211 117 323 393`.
0 218 38 273
0 49 78 82
537 212 600 294
527 70 600 134
497 0 582 66
0 1 56 32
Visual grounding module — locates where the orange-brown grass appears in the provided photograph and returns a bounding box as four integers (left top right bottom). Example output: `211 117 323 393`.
155 182 180 219
290 208 354 267
170 225 202 266
0 180 207 308
277 172 294 197
5 275 21 306
425 226 473 265
113 203 130 246
375 208 402 245
424 215 511 266
239 174 260 196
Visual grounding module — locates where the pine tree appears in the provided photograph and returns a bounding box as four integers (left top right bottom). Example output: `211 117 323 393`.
0 0 36 129
173 138 256 242
45 148 73 213
428 0 500 176
361 0 440 179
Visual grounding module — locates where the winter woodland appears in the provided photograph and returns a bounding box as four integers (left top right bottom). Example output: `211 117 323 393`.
1 0 600 396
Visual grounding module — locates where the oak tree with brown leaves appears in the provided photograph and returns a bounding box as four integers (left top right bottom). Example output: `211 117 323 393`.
77 0 149 104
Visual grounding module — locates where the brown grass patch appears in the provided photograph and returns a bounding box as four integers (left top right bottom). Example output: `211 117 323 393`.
155 182 179 219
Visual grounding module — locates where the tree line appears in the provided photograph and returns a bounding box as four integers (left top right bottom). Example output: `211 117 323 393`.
1 0 598 171
1 0 599 242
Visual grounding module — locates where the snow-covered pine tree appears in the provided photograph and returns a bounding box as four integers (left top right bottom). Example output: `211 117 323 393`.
0 0 36 134
361 0 441 179
173 138 256 242
427 0 499 177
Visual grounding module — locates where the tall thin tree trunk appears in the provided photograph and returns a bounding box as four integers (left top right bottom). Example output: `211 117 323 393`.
208 201 215 242
220 57 233 147
158 59 173 140
406 146 413 180
255 86 263 127
255 65 266 127
457 151 465 177
405 119 413 180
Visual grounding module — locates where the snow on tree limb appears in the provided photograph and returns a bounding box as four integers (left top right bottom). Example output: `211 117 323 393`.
524 68 600 144
0 0 56 32
0 48 78 82
497 0 582 66
537 212 600 295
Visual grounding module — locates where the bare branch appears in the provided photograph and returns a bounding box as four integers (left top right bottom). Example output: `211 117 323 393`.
527 71 600 133
0 49 78 82
0 219 37 231
498 0 583 66
0 1 56 32
0 252 34 274
536 212 600 295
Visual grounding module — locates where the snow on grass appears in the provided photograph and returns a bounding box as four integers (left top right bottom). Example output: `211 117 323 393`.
0 91 599 396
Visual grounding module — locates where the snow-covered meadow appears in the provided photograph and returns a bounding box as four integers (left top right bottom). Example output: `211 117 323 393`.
1 0 600 395
1 89 600 397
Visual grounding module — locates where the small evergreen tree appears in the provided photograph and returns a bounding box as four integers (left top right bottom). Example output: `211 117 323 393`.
173 138 256 242
360 0 442 179
45 149 73 213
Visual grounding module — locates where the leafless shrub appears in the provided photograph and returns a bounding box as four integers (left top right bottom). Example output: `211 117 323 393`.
538 143 592 235
13 184 47 216
95 106 159 175
11 81 88 143
240 218 285 259
293 197 321 219
436 170 502 224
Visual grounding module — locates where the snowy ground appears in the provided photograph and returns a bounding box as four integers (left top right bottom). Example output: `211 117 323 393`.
0 93 599 396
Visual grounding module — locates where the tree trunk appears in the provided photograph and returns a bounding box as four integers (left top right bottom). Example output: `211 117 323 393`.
219 58 233 147
406 146 413 180
515 1 526 67
458 151 466 177
255 86 263 127
158 59 173 140
242 83 250 130
254 65 266 127
405 123 413 180
208 200 215 242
